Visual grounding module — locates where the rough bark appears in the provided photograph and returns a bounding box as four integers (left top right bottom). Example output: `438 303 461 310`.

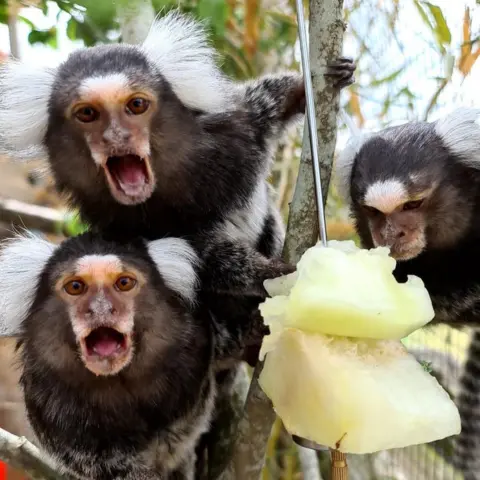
224 0 348 478
207 364 250 480
283 0 347 262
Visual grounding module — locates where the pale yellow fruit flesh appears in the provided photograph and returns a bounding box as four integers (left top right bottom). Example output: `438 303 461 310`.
262 240 434 340
259 329 461 454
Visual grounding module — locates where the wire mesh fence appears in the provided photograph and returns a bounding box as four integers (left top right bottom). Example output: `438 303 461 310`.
343 325 470 480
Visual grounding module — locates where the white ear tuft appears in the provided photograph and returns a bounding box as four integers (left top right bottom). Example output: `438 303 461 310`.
334 133 370 203
0 60 59 161
141 10 233 113
434 107 480 167
147 237 200 304
0 231 57 336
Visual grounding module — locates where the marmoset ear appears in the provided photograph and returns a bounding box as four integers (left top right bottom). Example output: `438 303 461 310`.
434 107 480 168
0 231 58 336
147 237 200 304
0 60 60 160
140 10 233 113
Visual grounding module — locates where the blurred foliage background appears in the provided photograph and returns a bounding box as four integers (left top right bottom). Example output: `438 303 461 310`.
1 0 478 236
0 0 478 479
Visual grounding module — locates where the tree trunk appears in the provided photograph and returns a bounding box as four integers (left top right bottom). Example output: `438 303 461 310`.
224 0 348 478
7 0 20 59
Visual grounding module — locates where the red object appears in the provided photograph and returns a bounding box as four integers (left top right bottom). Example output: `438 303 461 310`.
0 461 6 480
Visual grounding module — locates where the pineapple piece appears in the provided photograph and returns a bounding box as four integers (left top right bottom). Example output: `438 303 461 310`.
259 329 461 454
261 240 434 340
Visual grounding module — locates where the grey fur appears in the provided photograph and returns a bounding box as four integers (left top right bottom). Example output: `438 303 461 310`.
337 108 480 478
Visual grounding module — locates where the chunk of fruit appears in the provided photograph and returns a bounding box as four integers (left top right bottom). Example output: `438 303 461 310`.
259 329 461 454
261 240 434 341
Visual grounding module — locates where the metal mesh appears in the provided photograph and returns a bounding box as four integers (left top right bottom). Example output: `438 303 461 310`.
345 325 469 480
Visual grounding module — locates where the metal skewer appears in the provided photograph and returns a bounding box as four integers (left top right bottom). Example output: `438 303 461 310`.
294 0 328 249
291 0 330 453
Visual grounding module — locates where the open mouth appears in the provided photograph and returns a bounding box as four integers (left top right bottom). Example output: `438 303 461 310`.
85 327 128 357
81 327 133 375
104 154 155 205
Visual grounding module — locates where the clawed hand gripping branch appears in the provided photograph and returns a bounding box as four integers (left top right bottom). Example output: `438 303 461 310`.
0 1 353 479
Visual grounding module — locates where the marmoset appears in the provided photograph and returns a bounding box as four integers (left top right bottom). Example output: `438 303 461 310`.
335 107 480 478
0 231 220 479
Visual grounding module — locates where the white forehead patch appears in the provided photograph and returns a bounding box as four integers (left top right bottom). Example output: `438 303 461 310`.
364 179 407 213
75 254 123 278
79 73 129 98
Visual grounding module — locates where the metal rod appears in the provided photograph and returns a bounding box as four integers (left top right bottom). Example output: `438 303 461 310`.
291 0 329 453
294 0 328 248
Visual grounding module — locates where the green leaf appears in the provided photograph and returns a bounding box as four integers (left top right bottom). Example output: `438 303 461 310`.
40 0 49 16
380 95 392 118
55 0 75 14
66 18 77 41
28 27 57 47
17 15 36 29
370 66 405 87
424 2 451 46
413 0 434 32
197 0 228 37
47 29 58 49
74 20 99 47
63 211 89 237
0 5 8 25
398 87 416 100
74 0 117 31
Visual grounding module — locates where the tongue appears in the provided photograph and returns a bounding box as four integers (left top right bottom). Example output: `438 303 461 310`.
114 155 146 186
90 331 122 357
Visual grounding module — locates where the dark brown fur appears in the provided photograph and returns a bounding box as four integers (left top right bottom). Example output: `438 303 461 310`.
17 233 215 480
342 116 480 477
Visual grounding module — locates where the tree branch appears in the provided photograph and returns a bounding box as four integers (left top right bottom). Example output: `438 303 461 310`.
225 0 348 478
206 364 250 480
423 77 448 121
0 197 65 236
7 1 20 59
0 427 67 480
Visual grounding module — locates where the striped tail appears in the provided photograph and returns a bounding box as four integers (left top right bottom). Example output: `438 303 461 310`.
453 329 480 479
